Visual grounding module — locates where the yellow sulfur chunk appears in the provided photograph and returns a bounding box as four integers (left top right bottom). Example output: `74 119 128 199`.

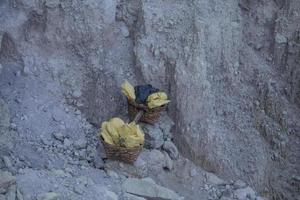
148 99 170 109
100 122 114 145
147 92 168 102
120 135 142 148
121 81 136 101
109 118 125 128
101 131 114 145
119 122 144 148
100 118 145 148
106 122 120 145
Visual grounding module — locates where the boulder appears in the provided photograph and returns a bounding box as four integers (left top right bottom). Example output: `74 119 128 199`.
162 141 179 160
37 192 60 200
122 178 183 200
234 186 256 200
141 123 164 149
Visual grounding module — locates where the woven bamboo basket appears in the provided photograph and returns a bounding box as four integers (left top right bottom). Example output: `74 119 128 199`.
127 100 166 124
101 138 143 164
100 112 144 164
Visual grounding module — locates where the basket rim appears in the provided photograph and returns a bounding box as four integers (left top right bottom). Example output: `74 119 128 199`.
100 137 143 150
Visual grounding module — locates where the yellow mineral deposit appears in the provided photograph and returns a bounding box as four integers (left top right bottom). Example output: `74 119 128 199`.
100 118 144 148
121 80 136 101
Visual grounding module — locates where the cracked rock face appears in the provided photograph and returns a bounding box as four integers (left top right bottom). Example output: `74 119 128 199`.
0 0 299 200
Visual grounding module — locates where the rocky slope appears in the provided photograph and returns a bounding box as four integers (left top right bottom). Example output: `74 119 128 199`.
0 0 299 199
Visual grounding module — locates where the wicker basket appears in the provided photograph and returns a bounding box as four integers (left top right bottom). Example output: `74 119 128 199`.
127 100 166 124
101 138 143 164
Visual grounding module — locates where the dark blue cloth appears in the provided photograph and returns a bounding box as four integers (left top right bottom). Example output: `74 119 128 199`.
134 84 159 104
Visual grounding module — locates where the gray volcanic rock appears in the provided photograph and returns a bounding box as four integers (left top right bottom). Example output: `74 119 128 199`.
0 0 299 199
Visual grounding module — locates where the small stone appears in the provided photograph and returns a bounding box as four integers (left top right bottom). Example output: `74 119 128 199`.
120 22 130 37
16 189 24 200
73 184 85 195
52 114 61 122
10 123 17 130
53 169 67 177
107 170 119 179
234 186 256 200
74 138 87 150
162 141 179 160
52 132 64 142
6 185 16 200
234 180 247 189
23 66 30 75
93 155 104 169
189 168 197 177
163 152 173 171
73 90 82 98
41 137 53 146
15 70 21 77
37 192 60 200
205 172 226 185
3 156 13 169
275 33 287 44
63 139 73 147
75 110 81 115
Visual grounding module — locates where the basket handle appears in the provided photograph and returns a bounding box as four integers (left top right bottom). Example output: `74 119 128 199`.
132 110 143 124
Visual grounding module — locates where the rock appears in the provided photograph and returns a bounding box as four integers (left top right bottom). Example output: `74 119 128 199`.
104 159 147 178
0 171 16 193
103 190 118 200
63 138 73 147
163 151 173 170
162 141 179 160
234 180 247 189
45 0 60 8
41 137 53 146
10 123 17 131
22 65 30 75
3 156 13 170
93 185 118 200
106 170 119 179
74 138 87 150
157 113 175 139
77 176 93 186
275 33 288 44
53 169 67 177
124 193 146 200
93 155 104 169
139 149 166 173
189 168 197 177
73 184 85 195
120 22 130 37
6 185 16 200
205 172 226 185
37 192 60 200
142 124 164 149
96 142 107 159
234 186 256 200
0 63 2 74
122 178 183 200
16 189 24 200
72 89 82 98
75 110 81 115
52 132 64 142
